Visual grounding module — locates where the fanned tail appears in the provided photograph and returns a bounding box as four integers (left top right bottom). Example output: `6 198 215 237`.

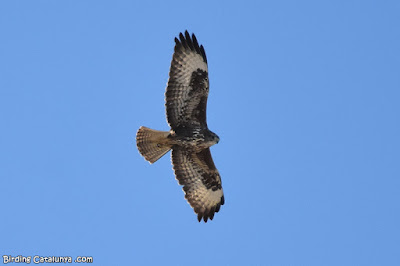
136 126 172 164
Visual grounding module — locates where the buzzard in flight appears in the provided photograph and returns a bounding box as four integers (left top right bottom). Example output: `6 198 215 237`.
136 31 224 222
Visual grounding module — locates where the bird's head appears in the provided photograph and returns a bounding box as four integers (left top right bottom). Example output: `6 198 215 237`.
209 130 220 144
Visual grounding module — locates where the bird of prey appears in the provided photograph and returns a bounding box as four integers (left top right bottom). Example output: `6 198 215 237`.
136 31 224 222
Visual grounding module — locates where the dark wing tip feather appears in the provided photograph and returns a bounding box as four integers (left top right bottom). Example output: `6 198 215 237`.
209 206 216 220
184 31 194 50
179 32 188 49
200 45 207 63
174 30 207 63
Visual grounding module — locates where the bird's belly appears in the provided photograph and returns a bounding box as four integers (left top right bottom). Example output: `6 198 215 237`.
172 138 216 152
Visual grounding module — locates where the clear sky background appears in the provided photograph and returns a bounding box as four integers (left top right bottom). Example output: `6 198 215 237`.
1 1 399 265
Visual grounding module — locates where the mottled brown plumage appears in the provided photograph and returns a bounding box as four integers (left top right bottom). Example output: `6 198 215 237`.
136 31 224 222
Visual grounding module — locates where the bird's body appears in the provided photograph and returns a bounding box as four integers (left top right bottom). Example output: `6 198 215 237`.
136 31 224 222
170 126 219 151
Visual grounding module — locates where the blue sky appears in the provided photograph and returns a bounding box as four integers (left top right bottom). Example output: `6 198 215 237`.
1 1 399 265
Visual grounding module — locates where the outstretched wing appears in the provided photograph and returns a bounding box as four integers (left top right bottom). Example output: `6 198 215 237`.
172 147 224 222
165 31 209 131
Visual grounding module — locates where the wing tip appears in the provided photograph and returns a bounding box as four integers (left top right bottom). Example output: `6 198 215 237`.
174 30 207 63
196 196 225 223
